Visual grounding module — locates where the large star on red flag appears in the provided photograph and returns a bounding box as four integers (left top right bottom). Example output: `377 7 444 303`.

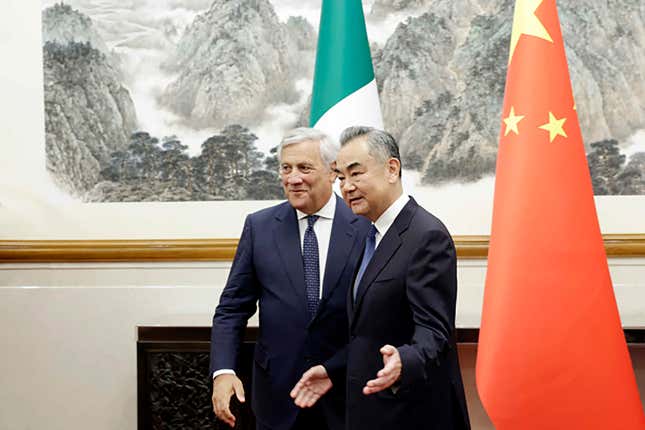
508 0 553 64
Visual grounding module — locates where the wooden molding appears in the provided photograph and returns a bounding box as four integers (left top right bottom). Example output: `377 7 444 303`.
1 234 644 263
136 326 645 344
0 239 238 263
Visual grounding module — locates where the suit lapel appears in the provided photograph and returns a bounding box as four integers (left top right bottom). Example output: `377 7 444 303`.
273 203 306 304
352 232 402 312
308 196 359 328
351 198 418 327
320 196 357 302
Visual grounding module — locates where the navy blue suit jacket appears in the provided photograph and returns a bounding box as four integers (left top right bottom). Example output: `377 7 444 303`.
345 197 470 430
210 195 369 430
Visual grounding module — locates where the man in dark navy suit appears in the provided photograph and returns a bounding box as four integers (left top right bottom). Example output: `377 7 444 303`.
210 127 369 430
292 127 470 429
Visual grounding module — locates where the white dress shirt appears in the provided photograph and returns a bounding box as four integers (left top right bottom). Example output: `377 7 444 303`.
213 194 337 379
295 193 336 299
372 193 410 249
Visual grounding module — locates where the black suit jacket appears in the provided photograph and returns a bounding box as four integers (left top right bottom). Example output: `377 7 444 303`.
210 195 369 430
345 197 470 430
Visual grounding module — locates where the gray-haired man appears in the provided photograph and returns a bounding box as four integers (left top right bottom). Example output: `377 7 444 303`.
210 128 370 430
292 126 470 430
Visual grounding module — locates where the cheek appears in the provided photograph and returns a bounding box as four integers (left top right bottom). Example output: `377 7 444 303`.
307 175 323 189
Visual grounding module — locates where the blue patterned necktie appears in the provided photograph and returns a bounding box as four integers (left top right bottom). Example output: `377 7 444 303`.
303 215 320 319
353 224 377 302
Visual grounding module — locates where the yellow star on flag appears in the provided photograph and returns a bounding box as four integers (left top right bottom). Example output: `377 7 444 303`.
509 0 553 64
538 112 567 142
503 106 525 136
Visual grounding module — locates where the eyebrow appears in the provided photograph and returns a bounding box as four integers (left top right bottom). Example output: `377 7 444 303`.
281 161 314 167
335 161 363 175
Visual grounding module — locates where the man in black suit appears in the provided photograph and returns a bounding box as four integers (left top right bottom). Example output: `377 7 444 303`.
210 128 369 430
291 126 470 429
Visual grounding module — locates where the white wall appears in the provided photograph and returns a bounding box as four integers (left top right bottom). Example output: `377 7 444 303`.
1 2 644 428
1 259 644 429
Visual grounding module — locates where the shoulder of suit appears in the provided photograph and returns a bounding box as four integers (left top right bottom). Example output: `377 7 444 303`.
410 204 452 236
247 200 290 223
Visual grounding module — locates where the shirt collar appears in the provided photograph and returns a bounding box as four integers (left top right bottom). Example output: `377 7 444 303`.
296 193 336 221
373 193 410 236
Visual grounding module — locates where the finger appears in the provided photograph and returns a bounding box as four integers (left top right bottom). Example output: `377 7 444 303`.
376 364 392 378
212 394 224 415
363 384 386 395
365 371 398 393
293 387 307 407
380 345 395 356
377 361 399 378
363 378 394 395
301 389 317 408
366 376 390 387
290 382 302 399
305 394 320 407
213 398 236 427
233 379 246 403
220 403 236 427
289 382 300 400
365 375 394 391
295 388 310 408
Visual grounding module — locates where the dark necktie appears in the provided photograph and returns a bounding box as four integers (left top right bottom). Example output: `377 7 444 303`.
303 215 320 319
353 224 377 302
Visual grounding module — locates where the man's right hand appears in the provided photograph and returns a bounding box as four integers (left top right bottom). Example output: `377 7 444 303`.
212 374 245 427
290 365 332 408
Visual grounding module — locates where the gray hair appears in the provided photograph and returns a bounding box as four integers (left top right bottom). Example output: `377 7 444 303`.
339 126 402 176
279 127 339 168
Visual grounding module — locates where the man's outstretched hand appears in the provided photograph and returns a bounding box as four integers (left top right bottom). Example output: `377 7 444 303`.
290 365 332 408
363 345 402 395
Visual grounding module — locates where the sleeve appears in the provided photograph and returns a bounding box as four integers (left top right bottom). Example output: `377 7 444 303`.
396 228 457 390
322 345 348 387
209 215 261 377
212 369 236 379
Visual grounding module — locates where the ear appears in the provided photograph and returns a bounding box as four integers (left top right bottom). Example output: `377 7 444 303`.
328 162 338 183
386 158 401 183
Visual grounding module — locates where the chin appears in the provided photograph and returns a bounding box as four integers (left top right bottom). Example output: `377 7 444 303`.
289 199 309 211
350 204 368 216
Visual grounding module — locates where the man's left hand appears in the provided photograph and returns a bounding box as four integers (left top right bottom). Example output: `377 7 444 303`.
363 345 402 395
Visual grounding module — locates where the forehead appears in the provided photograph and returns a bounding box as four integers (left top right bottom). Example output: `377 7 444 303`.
336 138 373 170
280 139 323 164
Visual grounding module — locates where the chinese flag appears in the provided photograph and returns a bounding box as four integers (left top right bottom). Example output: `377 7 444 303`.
476 1 645 429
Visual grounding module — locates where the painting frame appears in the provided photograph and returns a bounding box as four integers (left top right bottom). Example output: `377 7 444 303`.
2 2 645 262
1 235 645 263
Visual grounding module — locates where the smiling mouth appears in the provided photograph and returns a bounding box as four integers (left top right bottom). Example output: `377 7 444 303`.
349 197 363 205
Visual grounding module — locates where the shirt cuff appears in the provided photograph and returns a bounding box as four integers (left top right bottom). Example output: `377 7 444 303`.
213 369 236 379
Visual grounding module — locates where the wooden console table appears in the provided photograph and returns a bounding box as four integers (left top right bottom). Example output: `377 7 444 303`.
137 327 645 430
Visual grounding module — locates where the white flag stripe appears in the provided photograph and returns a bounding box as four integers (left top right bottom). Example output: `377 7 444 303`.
312 79 383 142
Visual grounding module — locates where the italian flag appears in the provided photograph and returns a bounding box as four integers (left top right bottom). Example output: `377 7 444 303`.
310 0 383 140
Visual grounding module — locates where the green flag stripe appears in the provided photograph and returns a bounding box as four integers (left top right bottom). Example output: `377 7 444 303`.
310 0 375 126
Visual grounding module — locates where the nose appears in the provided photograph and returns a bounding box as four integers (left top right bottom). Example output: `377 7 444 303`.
287 173 303 184
341 180 355 192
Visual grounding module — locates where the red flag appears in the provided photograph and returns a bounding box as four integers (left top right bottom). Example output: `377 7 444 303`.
476 1 645 428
